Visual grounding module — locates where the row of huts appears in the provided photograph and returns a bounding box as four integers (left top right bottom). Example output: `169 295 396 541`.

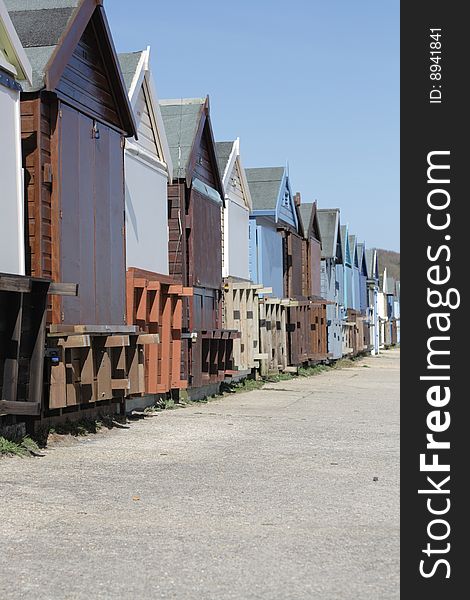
0 0 400 430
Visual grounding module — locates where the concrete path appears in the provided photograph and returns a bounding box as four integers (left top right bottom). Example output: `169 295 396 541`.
0 349 399 600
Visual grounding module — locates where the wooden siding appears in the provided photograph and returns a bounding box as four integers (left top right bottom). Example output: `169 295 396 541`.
167 182 187 284
134 82 160 157
0 276 49 416
278 188 297 229
57 102 126 325
227 160 245 206
248 219 259 284
126 269 189 393
56 17 122 130
310 238 322 297
284 231 303 299
188 188 222 290
21 96 55 282
193 127 217 189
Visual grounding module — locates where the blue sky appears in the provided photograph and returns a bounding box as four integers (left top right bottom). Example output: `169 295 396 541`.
107 0 399 251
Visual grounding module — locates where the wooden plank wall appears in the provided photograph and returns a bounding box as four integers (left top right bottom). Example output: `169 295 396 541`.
189 189 222 290
126 268 189 394
258 299 289 376
168 182 187 284
287 301 328 365
284 231 304 299
0 278 49 417
47 332 147 410
21 96 55 283
55 17 122 130
223 281 263 372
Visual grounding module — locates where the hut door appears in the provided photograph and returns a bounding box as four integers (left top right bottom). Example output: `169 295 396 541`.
58 102 125 325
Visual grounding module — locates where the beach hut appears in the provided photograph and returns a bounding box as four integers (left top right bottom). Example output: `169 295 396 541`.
160 97 237 392
317 208 343 360
9 0 136 324
339 226 358 355
7 0 158 414
298 200 322 298
365 248 380 355
1 2 43 422
1 2 77 422
216 139 252 281
340 225 352 311
118 50 195 400
246 166 298 298
0 0 31 275
119 48 173 275
356 242 369 314
385 275 397 345
349 234 360 311
394 281 400 345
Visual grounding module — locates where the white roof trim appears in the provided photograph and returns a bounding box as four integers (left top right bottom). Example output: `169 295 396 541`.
127 46 174 182
0 0 32 83
221 138 253 211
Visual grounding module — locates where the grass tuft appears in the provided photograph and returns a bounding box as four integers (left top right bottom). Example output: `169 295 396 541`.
0 436 28 457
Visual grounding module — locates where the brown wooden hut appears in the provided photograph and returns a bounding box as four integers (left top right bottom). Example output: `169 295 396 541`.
9 0 136 325
159 98 237 391
7 0 155 415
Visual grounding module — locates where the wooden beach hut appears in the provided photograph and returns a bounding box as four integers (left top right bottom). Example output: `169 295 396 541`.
119 49 195 400
8 0 156 415
159 97 237 392
119 47 173 275
216 139 252 282
294 199 328 362
317 208 343 360
246 166 298 298
297 199 322 299
349 234 360 312
339 226 358 355
365 248 380 355
356 242 368 315
1 3 76 424
0 0 31 276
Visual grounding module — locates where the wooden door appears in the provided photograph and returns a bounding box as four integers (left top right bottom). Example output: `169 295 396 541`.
58 102 125 326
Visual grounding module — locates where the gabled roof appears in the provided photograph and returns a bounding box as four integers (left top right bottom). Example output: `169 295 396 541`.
298 201 322 246
118 47 173 178
215 138 252 210
118 50 142 94
365 248 379 280
317 208 342 262
340 225 352 266
215 141 233 176
6 0 136 136
245 167 285 210
1 0 31 81
356 242 368 276
245 166 298 230
160 96 224 196
348 234 359 268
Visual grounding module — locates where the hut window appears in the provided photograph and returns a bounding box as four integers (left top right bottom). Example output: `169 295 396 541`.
283 192 290 208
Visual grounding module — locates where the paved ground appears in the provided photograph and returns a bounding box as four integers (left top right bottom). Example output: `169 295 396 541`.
0 349 399 600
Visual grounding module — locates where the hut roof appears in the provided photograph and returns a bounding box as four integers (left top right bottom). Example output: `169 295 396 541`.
1 0 32 81
215 141 234 179
245 167 285 211
6 0 80 91
6 0 136 136
159 98 206 180
317 208 340 259
118 50 142 93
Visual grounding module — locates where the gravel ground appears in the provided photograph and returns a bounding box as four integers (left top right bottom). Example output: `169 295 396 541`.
0 349 399 600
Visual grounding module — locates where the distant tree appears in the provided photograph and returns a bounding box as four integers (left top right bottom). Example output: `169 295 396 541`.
375 248 400 281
